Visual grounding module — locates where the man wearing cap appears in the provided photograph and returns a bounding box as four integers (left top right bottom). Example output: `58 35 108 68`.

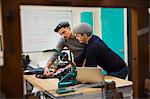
44 22 84 76
73 23 129 79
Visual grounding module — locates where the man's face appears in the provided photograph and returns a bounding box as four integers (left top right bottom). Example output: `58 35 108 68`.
58 27 71 39
75 33 86 44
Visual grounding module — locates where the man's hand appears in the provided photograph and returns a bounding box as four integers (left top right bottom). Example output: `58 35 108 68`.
43 67 53 77
64 64 72 69
53 64 73 75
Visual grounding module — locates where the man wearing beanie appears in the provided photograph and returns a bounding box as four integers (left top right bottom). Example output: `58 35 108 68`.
73 23 128 79
44 22 84 77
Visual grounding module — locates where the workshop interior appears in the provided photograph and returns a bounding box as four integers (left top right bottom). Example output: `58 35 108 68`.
0 0 149 99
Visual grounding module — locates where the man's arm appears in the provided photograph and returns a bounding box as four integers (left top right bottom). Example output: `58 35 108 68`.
48 38 65 63
45 60 54 68
43 60 55 76
74 47 86 66
44 38 65 76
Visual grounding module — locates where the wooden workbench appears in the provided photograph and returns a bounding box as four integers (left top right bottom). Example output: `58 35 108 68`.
24 75 133 98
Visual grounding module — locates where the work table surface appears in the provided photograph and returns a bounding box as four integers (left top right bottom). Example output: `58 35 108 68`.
23 74 133 91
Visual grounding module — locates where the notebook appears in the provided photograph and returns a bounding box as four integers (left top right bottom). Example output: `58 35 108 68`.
76 67 105 84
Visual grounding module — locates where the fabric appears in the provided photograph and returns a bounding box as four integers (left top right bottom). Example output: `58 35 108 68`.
74 35 128 79
49 35 84 62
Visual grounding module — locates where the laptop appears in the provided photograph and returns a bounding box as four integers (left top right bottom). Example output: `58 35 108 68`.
76 67 105 84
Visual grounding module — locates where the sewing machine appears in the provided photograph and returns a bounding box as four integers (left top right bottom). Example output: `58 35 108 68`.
52 49 77 94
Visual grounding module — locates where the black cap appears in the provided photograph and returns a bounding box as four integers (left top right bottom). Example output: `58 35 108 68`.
54 22 70 32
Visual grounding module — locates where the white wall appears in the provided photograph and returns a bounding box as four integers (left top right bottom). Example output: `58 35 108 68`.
21 6 101 36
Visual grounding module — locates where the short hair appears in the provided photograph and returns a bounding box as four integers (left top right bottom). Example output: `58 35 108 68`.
73 23 92 36
54 22 70 32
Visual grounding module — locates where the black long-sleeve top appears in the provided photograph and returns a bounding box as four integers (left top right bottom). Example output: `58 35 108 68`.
74 35 127 73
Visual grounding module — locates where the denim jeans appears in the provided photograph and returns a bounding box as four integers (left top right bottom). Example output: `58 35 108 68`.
107 66 129 79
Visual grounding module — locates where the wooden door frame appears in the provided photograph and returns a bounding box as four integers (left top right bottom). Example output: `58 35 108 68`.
0 0 148 98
